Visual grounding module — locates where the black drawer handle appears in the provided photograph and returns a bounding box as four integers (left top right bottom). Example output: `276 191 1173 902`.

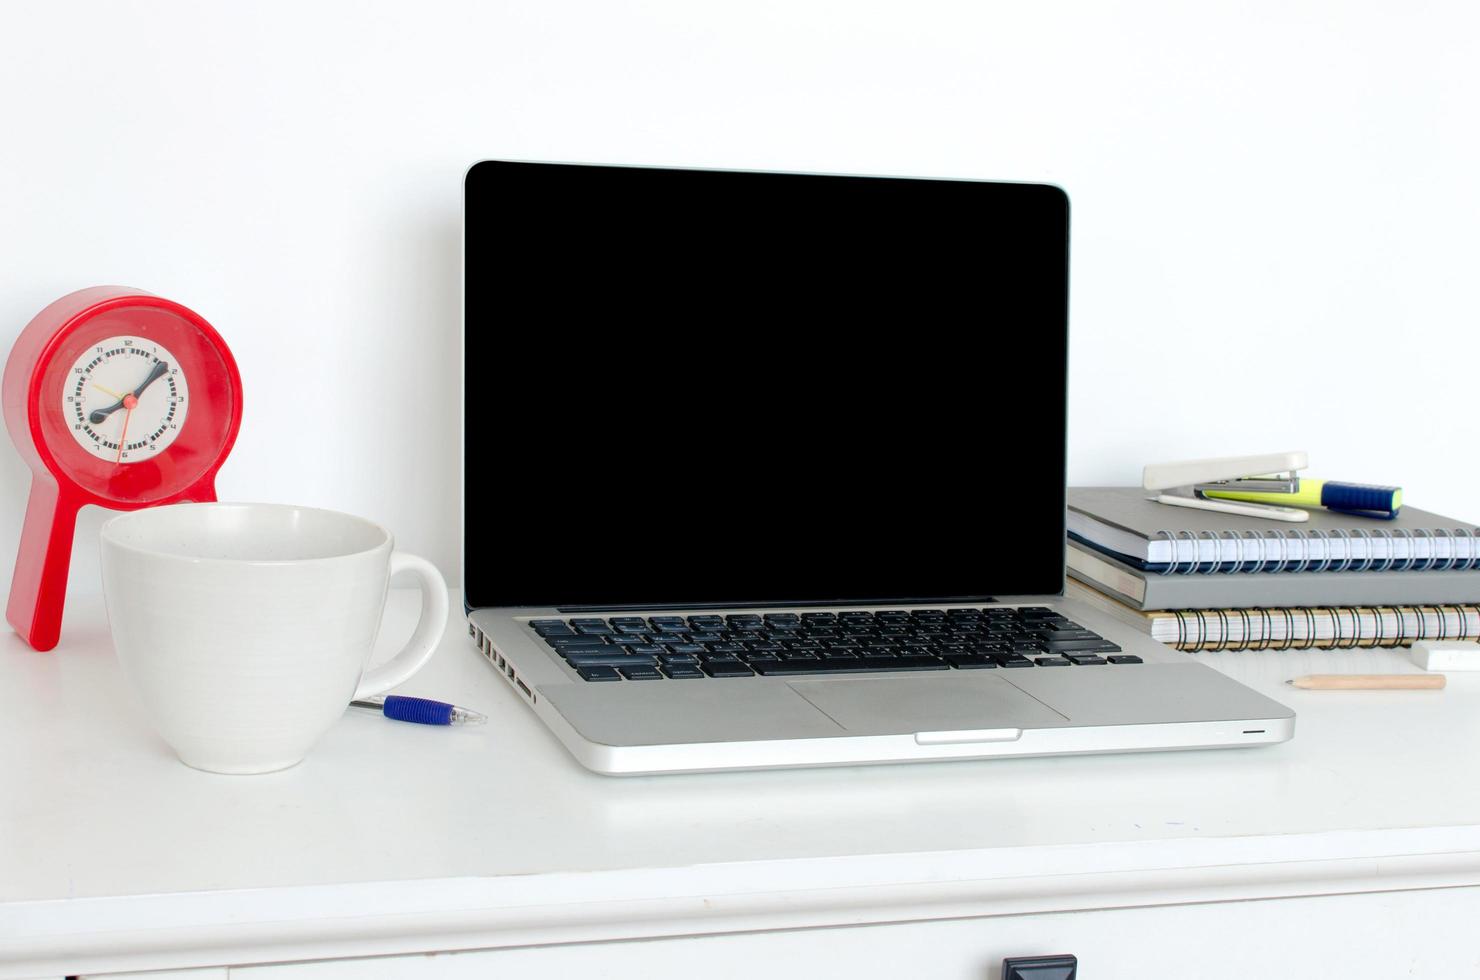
1002 954 1077 980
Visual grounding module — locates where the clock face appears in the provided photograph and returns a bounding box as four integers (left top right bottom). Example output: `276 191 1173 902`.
60 335 190 464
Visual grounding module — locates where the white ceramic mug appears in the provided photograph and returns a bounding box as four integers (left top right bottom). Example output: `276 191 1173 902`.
100 502 449 774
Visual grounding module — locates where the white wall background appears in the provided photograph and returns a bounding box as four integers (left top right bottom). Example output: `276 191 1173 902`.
2 0 1478 604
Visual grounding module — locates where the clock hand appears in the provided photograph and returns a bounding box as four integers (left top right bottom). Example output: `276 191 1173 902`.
89 360 169 425
128 359 170 401
89 400 126 425
115 405 133 464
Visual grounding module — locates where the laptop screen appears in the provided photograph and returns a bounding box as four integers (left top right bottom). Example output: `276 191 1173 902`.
464 161 1068 610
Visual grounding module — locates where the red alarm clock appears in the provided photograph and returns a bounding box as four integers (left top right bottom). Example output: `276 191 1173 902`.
3 287 243 651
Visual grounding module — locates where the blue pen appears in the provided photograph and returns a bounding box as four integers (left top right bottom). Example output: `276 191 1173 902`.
350 695 487 726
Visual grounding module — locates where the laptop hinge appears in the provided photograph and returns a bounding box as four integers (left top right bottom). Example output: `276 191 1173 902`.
556 597 999 613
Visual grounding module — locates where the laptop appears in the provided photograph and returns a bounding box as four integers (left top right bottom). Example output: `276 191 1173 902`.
462 159 1295 775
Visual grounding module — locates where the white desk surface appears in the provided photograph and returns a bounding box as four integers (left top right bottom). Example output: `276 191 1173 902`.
6 590 1480 977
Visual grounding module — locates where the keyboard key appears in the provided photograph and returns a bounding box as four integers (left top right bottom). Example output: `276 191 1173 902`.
1046 639 1121 654
995 656 1035 668
666 643 708 656
752 655 948 676
945 655 996 669
567 652 658 668
576 665 621 682
661 664 704 679
546 636 610 649
1034 657 1072 667
1067 655 1109 666
1108 655 1144 664
703 661 756 678
619 665 664 680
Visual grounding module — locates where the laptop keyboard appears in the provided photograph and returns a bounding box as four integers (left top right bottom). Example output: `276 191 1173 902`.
528 607 1140 681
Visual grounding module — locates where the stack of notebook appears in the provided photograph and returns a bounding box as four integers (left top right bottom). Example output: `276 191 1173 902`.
1067 487 1480 651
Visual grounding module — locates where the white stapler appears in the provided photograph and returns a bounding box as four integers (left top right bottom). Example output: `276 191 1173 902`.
1143 451 1311 523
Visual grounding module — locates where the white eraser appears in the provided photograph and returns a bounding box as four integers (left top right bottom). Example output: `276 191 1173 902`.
1411 642 1480 671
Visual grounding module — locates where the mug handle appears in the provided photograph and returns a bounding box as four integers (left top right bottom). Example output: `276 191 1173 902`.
353 552 450 700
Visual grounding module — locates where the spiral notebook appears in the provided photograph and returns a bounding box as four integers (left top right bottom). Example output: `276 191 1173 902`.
1069 487 1480 574
1066 577 1480 652
1067 540 1480 611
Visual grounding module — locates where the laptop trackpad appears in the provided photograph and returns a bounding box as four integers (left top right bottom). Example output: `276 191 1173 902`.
786 674 1068 736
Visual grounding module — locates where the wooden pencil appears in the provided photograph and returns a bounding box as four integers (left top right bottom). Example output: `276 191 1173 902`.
1288 674 1446 691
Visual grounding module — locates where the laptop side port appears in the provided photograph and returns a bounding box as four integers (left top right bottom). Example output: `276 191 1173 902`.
471 624 526 700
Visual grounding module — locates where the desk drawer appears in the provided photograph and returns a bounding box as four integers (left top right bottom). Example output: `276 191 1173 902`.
227 885 1480 979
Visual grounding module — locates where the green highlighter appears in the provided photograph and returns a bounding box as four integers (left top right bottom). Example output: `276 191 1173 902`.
1202 480 1403 519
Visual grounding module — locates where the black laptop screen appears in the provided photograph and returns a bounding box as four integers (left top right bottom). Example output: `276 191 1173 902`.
464 161 1068 609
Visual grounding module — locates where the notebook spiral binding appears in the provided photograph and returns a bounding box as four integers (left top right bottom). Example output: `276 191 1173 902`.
1172 604 1480 652
1152 526 1480 575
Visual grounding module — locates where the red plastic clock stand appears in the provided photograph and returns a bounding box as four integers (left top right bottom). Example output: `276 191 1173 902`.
2 287 243 651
